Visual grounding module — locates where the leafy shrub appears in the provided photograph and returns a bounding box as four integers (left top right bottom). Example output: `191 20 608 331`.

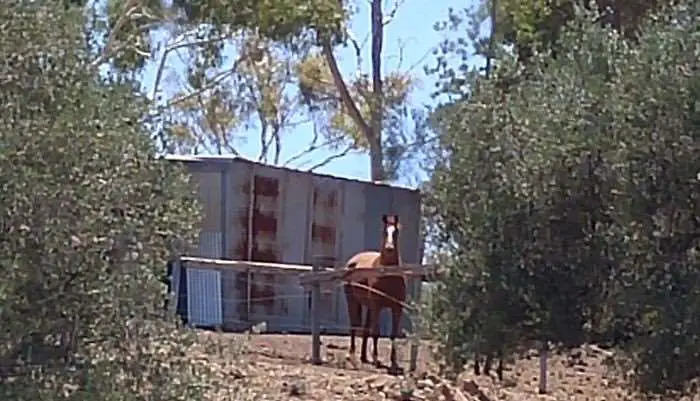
427 1 700 397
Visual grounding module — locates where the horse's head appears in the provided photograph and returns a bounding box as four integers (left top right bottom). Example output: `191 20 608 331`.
381 214 401 254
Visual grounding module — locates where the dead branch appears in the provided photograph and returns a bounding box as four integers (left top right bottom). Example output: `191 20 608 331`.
152 32 236 101
306 144 356 171
382 0 406 26
404 46 433 75
396 38 406 71
346 28 363 72
282 137 341 166
163 64 239 108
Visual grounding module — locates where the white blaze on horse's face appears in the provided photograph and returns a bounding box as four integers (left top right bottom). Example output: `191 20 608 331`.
385 224 396 250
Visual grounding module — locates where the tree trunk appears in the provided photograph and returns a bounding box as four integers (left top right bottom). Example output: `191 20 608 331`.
321 0 387 182
369 0 384 182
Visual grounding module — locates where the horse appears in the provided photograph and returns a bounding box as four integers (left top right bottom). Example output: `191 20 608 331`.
342 214 406 374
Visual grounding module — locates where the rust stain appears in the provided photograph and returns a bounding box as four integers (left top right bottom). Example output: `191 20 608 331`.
312 223 336 244
254 175 279 197
253 212 277 235
311 187 339 252
313 188 338 209
233 242 278 263
327 191 337 208
234 174 283 321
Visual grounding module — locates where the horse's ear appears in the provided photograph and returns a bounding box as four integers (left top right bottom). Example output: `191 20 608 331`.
382 214 388 224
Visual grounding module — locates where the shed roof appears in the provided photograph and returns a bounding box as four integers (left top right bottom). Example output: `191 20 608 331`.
162 154 420 193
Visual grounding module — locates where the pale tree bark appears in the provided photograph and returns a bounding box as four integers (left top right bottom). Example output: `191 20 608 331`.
321 0 387 182
368 0 384 182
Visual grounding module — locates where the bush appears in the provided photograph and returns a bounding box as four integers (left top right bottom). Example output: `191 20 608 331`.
0 2 224 400
427 1 700 397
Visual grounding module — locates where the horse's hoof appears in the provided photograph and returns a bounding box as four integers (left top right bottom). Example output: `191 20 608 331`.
360 357 369 364
373 360 381 368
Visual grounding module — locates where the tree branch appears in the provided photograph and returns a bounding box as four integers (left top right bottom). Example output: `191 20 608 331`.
162 65 239 108
306 144 356 171
382 0 406 26
346 28 363 72
320 41 371 135
89 0 140 68
282 137 339 166
152 32 236 101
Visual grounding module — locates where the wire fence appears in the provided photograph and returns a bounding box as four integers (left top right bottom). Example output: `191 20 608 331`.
173 269 428 337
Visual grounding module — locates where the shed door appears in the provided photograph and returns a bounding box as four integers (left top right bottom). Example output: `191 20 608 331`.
186 268 223 328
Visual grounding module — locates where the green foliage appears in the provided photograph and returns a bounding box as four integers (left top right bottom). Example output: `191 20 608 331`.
429 0 675 100
81 0 346 74
427 0 700 397
0 2 227 399
494 0 676 62
172 0 346 45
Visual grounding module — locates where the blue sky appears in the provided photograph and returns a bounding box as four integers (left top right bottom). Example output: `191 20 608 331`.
139 0 482 187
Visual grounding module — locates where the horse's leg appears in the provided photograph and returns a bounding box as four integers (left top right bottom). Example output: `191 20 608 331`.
474 351 481 375
360 304 372 363
371 306 380 366
388 306 402 374
496 348 504 381
484 353 493 375
345 288 361 359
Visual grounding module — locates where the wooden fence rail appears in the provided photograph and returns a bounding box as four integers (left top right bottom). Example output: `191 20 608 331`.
172 255 436 372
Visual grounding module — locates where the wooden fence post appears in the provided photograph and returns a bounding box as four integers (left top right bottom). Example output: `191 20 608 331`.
409 277 423 372
539 340 549 394
310 255 335 365
310 258 323 365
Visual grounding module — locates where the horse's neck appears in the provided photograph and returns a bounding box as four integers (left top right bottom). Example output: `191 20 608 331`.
378 249 401 266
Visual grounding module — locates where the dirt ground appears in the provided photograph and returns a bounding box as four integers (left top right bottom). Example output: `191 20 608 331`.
192 331 698 401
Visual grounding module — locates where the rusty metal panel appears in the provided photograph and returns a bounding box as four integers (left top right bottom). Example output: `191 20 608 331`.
225 160 250 260
220 160 250 329
225 161 290 326
246 168 284 323
308 175 343 263
278 170 312 264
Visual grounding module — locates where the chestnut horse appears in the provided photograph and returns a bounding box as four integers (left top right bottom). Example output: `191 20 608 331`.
343 214 406 374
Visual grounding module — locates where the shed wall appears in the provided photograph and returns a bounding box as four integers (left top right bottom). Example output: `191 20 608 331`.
174 156 422 336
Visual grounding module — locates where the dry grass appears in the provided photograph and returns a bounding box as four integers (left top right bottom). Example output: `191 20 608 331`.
187 331 700 401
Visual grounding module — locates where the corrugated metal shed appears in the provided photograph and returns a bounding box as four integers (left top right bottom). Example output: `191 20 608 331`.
166 154 423 336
